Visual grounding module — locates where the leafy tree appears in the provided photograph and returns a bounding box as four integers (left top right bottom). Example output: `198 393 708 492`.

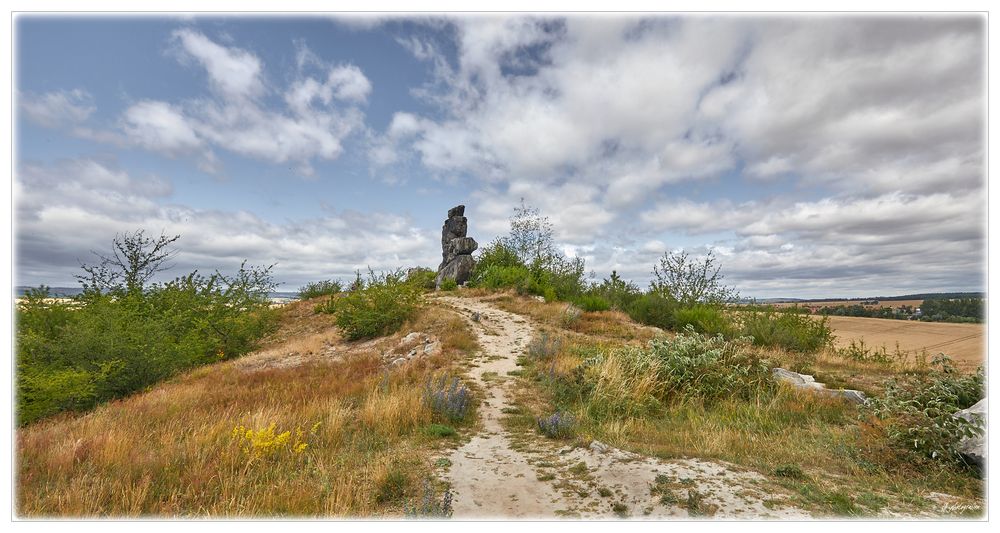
503 199 557 267
76 230 180 295
650 250 738 306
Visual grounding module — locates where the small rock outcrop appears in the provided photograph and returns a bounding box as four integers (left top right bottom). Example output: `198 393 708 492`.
436 205 478 288
772 367 868 405
953 398 986 467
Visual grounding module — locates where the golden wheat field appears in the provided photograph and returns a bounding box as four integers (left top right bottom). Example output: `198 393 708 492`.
824 316 985 371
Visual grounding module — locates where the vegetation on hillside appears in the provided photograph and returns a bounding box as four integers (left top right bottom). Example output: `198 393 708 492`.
16 231 278 426
16 300 478 517
316 269 424 340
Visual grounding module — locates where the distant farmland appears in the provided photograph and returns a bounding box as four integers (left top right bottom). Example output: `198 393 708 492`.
824 316 985 371
775 299 924 310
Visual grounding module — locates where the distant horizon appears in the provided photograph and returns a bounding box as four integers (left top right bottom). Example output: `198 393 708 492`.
12 283 985 303
14 14 985 298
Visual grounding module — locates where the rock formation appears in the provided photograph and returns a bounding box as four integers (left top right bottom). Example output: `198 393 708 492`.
953 398 985 468
772 367 868 404
436 205 478 288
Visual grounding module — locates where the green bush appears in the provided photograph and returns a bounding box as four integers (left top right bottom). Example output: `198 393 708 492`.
738 307 833 353
647 327 774 404
16 265 278 426
580 327 774 420
297 279 342 299
405 267 437 291
439 278 458 291
672 304 732 336
591 270 641 311
574 294 611 312
319 269 423 341
626 294 677 330
472 264 532 292
866 355 984 465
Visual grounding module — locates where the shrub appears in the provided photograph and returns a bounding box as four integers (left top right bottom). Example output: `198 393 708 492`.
672 304 732 336
439 278 458 291
560 304 583 328
319 269 422 341
738 307 833 353
592 270 641 311
583 327 774 419
376 467 410 504
528 331 562 360
424 376 472 422
537 411 576 439
650 249 738 306
297 279 342 299
575 294 611 312
16 249 277 426
627 294 677 330
649 327 774 403
472 264 532 292
405 267 437 291
865 355 984 465
404 480 454 518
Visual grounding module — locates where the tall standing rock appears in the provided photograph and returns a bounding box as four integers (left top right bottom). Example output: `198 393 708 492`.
436 205 478 287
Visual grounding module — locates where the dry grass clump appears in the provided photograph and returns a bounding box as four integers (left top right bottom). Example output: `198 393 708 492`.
16 300 476 517
492 294 656 342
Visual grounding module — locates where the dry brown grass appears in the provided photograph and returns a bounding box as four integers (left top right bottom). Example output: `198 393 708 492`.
16 300 478 518
824 316 984 371
488 293 657 343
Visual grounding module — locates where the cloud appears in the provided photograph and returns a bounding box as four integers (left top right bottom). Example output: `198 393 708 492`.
368 15 984 296
15 157 437 288
25 30 372 177
19 89 95 128
172 28 265 100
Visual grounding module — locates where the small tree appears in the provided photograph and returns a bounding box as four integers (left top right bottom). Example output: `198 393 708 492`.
650 250 738 306
76 230 180 295
504 199 557 267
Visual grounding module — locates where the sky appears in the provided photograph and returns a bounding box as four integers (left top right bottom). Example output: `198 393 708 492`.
13 14 986 298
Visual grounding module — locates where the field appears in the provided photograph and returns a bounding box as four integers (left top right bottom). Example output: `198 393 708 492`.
776 299 924 310
825 316 985 371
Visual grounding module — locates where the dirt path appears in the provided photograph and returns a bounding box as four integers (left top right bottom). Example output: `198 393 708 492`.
435 296 811 519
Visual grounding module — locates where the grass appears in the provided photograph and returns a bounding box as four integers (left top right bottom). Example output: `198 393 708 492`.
496 291 984 517
16 299 478 517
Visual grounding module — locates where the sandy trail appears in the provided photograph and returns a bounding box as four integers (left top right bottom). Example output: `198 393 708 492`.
436 296 810 519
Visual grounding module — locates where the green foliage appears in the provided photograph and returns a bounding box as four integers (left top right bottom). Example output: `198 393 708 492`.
643 327 774 404
405 267 437 291
16 257 277 426
737 306 834 353
920 298 984 322
650 249 738 306
439 278 458 291
319 269 422 341
574 294 611 312
865 355 985 465
626 294 677 330
774 464 807 479
591 270 641 311
672 305 732 337
468 203 588 301
423 423 457 438
472 264 532 292
584 327 774 420
297 279 342 300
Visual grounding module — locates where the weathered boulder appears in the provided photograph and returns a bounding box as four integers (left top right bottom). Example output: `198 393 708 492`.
447 237 479 256
436 205 478 287
954 398 986 467
436 254 475 287
772 367 868 405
